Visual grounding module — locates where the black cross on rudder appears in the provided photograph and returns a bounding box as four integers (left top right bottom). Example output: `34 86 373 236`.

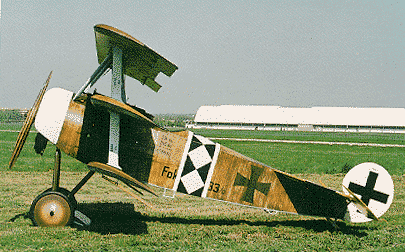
348 171 389 206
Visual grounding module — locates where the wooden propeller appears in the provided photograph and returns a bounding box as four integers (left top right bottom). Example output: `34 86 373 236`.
9 71 53 169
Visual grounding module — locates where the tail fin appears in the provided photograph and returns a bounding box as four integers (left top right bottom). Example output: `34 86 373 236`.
342 162 394 223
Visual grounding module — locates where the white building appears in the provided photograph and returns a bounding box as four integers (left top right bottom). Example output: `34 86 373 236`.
187 105 405 133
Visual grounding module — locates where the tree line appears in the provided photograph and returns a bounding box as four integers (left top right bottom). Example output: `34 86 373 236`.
0 110 195 128
153 114 195 128
0 109 27 122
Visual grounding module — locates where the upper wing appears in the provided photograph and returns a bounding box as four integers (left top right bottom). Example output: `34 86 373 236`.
94 24 178 92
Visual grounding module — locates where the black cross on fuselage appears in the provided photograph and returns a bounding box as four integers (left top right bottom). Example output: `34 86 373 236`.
233 165 271 204
348 171 389 206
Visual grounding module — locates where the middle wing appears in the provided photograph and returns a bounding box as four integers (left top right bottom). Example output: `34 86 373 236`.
90 94 160 129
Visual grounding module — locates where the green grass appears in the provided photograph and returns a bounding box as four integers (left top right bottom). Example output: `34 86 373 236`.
192 128 405 145
1 124 405 250
192 129 405 176
1 130 87 172
0 172 404 251
215 140 405 176
0 122 26 131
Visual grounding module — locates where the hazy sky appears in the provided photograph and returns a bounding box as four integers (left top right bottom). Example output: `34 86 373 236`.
1 1 404 114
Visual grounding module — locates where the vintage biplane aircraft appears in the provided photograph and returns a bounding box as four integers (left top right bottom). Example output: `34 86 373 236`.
9 24 394 227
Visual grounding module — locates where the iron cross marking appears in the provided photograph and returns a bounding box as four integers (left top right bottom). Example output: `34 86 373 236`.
348 171 389 206
233 165 271 204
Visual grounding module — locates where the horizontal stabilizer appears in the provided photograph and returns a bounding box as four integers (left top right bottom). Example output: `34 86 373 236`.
94 24 178 92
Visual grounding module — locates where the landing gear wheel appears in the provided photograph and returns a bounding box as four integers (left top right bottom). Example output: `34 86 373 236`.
30 190 75 227
43 187 77 208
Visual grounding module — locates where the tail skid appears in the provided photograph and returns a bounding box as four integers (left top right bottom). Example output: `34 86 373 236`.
342 185 379 221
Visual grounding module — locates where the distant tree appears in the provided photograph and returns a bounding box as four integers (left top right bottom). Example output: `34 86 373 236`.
0 109 25 122
154 114 195 128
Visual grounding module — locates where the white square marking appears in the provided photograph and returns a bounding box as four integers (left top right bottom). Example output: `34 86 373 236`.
188 145 212 169
181 170 204 194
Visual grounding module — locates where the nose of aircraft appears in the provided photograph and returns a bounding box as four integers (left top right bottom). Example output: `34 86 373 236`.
35 88 74 144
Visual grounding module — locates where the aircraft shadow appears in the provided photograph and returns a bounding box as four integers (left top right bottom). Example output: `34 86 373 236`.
76 202 371 237
8 202 371 237
77 202 148 235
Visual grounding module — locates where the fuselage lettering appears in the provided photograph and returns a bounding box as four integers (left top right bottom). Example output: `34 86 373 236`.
208 181 220 193
161 166 177 180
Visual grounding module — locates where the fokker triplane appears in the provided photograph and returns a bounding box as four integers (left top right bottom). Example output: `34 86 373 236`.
9 24 394 227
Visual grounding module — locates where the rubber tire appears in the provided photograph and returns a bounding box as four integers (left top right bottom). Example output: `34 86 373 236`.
43 187 77 208
30 190 75 227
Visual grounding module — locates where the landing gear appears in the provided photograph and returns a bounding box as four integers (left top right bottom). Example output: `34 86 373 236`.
30 148 92 227
30 189 75 227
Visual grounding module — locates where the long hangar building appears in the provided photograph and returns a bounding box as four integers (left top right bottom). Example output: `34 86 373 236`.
187 105 405 134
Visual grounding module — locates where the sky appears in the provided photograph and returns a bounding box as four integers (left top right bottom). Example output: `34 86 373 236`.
1 1 404 114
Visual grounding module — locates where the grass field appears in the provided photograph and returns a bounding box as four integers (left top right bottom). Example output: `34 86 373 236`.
192 129 405 145
0 123 404 251
192 129 405 176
